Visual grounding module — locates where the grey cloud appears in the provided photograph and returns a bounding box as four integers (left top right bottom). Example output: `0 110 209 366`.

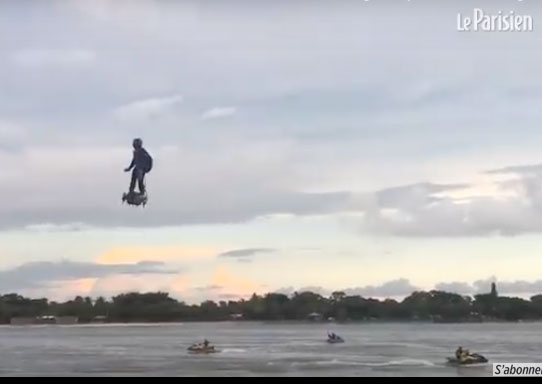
344 279 419 298
218 293 242 300
272 286 330 297
7 154 542 240
0 142 351 229
434 282 474 295
496 280 542 295
273 287 295 296
266 278 542 299
276 281 416 298
195 285 223 292
219 248 276 259
486 164 542 176
376 183 470 208
297 286 330 297
24 222 94 232
434 278 542 295
0 190 349 229
0 260 178 292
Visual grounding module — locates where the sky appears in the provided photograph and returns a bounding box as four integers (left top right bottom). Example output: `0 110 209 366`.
2 0 542 302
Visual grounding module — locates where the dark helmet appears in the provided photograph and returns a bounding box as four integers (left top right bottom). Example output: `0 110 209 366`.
133 138 143 148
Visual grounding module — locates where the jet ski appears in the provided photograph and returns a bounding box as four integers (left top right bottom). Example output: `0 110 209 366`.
447 353 488 366
327 334 345 344
188 343 219 354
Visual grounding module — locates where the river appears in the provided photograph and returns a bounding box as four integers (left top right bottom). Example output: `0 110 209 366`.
1 322 540 376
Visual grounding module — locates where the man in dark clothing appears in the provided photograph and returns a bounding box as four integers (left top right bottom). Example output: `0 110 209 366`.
124 138 153 195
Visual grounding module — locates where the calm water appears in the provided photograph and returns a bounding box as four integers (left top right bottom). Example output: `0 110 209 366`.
0 322 541 376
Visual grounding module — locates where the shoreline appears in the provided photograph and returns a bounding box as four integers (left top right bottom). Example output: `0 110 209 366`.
3 319 542 327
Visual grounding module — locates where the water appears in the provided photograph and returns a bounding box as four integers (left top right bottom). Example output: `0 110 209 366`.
0 322 541 376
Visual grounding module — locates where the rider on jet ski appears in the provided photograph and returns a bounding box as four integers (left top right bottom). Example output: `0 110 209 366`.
456 346 476 362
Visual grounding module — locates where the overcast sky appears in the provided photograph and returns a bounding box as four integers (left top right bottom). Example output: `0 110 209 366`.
2 0 542 302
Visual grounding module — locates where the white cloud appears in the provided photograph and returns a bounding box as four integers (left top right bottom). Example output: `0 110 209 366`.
114 95 183 122
219 248 276 259
10 49 96 67
349 169 542 237
24 222 94 233
344 279 419 298
201 107 237 120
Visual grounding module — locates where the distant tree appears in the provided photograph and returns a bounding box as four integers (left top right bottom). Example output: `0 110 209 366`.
1 287 542 324
331 292 346 303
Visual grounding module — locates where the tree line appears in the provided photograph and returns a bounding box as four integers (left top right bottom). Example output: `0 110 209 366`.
1 288 542 324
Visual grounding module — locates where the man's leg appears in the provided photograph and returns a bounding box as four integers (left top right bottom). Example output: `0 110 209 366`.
137 169 146 194
129 169 137 193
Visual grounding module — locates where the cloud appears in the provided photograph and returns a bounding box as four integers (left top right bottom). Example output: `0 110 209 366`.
0 260 177 292
486 164 542 176
114 95 183 122
6 140 542 238
4 3 542 240
218 293 243 300
273 287 295 296
434 282 474 295
344 279 419 298
138 267 269 303
350 171 542 237
37 278 98 300
272 286 330 297
274 282 416 299
24 222 94 232
375 183 470 207
89 274 182 300
97 246 216 264
297 286 330 296
268 279 542 300
211 266 265 298
435 278 542 296
496 280 542 295
10 49 96 67
201 107 237 120
218 248 276 259
195 285 223 292
0 143 351 228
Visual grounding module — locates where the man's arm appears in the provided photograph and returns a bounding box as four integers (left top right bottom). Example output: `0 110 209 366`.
124 154 135 172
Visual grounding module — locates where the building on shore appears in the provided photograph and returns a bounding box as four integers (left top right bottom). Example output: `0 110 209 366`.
10 316 79 325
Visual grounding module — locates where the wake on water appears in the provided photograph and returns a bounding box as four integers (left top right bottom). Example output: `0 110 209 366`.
291 359 435 368
222 348 248 354
369 359 436 367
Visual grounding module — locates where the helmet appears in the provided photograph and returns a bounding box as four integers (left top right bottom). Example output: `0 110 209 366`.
133 138 143 148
